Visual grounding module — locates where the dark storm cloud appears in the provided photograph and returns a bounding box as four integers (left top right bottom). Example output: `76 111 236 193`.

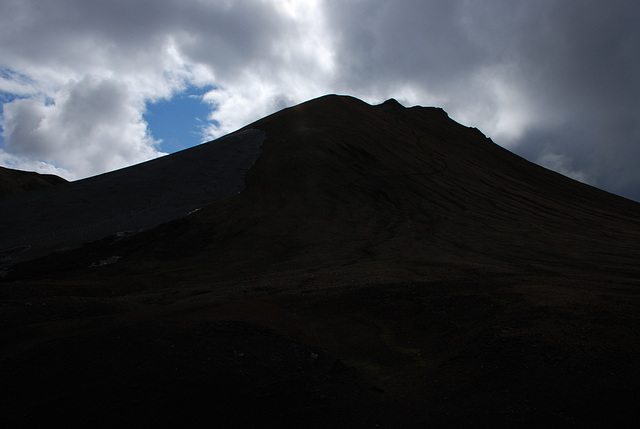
324 0 484 92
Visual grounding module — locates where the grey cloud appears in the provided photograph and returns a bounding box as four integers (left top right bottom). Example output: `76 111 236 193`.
518 114 640 201
461 0 640 112
324 0 484 93
2 98 47 157
1 0 290 78
172 1 292 77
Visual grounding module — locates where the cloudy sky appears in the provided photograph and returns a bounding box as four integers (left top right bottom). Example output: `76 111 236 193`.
1 0 639 201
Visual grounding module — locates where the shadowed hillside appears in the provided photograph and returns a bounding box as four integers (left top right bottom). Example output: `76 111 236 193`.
2 95 640 427
117 94 640 282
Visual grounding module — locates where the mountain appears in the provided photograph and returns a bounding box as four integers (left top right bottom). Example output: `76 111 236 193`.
2 95 640 427
0 166 67 197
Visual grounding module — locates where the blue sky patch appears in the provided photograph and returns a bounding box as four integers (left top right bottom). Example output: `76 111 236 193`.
144 86 215 154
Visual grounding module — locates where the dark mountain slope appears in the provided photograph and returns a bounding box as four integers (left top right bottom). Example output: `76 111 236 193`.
3 95 640 427
0 130 263 265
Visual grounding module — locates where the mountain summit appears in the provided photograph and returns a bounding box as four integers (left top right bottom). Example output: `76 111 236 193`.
3 95 640 427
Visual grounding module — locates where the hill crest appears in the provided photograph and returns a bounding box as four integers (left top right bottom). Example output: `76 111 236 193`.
0 166 67 197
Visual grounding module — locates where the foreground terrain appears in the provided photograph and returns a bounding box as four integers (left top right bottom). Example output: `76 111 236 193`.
2 95 640 427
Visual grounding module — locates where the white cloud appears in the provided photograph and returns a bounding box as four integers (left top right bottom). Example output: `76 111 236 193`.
0 149 74 179
2 77 165 179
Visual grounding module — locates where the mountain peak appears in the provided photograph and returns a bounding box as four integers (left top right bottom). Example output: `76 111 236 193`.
380 97 404 108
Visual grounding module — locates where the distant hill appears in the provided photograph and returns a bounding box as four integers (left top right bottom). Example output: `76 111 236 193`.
3 95 640 427
0 130 264 263
0 166 67 197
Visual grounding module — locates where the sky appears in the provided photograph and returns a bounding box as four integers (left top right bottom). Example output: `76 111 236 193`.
1 0 639 201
